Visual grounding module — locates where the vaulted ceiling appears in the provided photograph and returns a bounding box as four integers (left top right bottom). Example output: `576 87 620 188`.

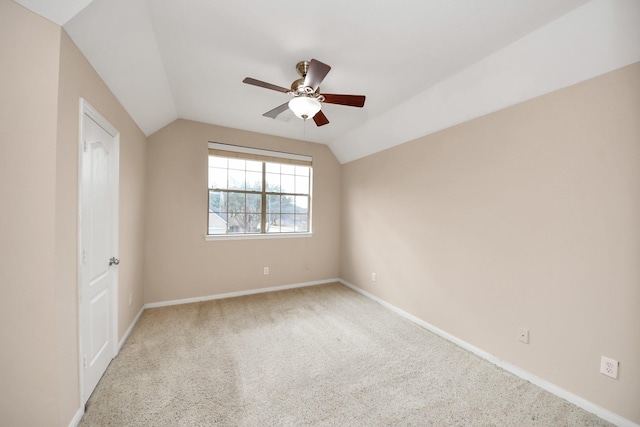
14 0 638 163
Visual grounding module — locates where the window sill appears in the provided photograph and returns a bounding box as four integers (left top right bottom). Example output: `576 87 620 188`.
203 232 313 241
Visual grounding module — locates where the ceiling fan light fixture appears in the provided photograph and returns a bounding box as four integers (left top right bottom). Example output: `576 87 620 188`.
288 96 321 120
243 59 365 127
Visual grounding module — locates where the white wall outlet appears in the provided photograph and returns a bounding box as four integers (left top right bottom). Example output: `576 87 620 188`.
371 272 377 282
517 327 529 344
263 267 269 275
600 356 619 379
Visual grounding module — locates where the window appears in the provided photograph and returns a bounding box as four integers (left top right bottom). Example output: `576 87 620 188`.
207 143 312 236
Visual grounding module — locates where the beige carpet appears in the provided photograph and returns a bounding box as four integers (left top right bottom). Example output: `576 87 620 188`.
80 283 611 426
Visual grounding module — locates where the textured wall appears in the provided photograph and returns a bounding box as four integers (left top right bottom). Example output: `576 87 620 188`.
340 63 640 423
144 119 341 303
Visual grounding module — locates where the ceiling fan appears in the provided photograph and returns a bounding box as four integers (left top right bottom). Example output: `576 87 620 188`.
243 59 366 127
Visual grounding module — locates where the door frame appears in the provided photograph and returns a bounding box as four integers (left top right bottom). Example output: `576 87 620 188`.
77 98 120 405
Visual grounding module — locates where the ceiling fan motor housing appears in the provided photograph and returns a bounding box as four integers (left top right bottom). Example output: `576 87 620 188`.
290 78 321 97
290 78 308 93
291 61 322 96
296 61 310 77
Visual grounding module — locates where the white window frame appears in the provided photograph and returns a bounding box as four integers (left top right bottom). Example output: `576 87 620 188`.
204 142 313 241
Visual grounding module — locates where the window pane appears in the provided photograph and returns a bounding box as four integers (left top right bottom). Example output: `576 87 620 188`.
295 165 309 176
228 158 245 170
228 214 245 234
246 171 262 191
228 192 246 214
245 213 261 233
209 168 227 189
295 214 308 232
267 194 281 214
228 170 245 190
295 196 308 213
208 191 227 235
266 213 281 233
281 213 294 231
246 160 262 172
281 174 295 193
208 212 227 234
281 164 295 175
246 193 261 213
295 176 309 194
266 194 280 233
266 162 280 173
209 156 227 168
281 195 294 213
266 173 280 192
209 191 222 213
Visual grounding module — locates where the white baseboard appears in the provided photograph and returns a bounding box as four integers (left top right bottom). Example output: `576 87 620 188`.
339 279 638 427
144 278 340 309
67 406 83 427
118 305 145 351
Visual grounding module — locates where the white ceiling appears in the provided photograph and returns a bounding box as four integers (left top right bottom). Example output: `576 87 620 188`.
14 0 640 163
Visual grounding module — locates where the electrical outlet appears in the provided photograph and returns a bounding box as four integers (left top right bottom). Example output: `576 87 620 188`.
600 356 619 379
263 267 269 275
517 327 529 344
371 272 377 282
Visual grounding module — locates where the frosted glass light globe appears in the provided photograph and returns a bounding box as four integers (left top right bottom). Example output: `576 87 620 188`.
288 96 321 120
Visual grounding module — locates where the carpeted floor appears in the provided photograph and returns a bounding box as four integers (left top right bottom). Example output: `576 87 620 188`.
80 282 612 426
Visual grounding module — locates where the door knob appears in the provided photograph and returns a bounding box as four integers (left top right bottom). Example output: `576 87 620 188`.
109 257 120 266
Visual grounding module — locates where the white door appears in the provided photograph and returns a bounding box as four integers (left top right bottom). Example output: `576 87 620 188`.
79 100 119 404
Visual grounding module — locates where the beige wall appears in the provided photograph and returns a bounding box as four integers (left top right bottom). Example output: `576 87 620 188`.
144 119 341 303
0 1 147 426
340 62 640 423
0 1 62 425
56 30 148 422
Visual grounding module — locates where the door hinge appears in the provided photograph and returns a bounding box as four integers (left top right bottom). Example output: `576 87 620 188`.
83 139 88 152
83 355 87 368
82 248 87 264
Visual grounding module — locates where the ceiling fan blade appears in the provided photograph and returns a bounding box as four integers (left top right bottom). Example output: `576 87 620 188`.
303 59 331 91
313 110 329 127
322 94 366 108
263 102 290 119
243 77 290 93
